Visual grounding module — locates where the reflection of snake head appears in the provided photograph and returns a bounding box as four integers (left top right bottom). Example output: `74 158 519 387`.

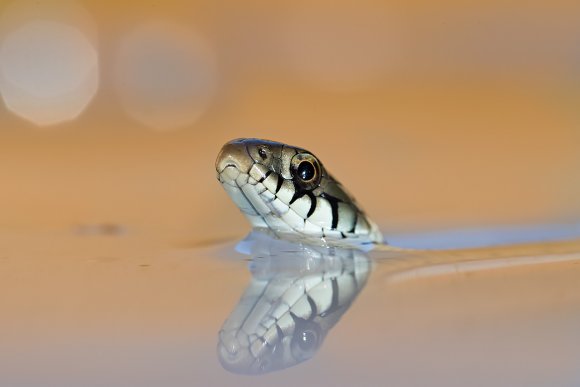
215 138 383 246
218 309 327 375
217 236 371 374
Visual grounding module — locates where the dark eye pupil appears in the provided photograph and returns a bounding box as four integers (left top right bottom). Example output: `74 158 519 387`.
298 330 317 350
258 148 267 160
297 161 315 181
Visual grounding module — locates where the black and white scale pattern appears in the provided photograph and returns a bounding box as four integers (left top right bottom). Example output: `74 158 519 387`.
217 138 383 245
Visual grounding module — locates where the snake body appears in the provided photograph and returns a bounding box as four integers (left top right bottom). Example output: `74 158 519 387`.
216 138 383 248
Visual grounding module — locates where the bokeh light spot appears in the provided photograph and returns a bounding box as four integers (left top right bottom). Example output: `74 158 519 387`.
115 22 217 131
0 19 99 126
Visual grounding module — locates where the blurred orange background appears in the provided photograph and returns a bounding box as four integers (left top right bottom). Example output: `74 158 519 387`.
0 0 578 244
0 4 579 385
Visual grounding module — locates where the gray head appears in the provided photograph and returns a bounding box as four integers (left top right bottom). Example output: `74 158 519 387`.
215 138 383 246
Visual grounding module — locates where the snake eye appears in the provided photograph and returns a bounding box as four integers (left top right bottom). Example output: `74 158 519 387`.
297 161 315 182
290 324 321 361
291 153 321 190
297 329 317 351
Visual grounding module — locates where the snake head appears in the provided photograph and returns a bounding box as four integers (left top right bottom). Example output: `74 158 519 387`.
216 138 383 246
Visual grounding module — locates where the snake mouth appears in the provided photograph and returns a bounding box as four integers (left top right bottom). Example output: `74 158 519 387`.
218 161 236 172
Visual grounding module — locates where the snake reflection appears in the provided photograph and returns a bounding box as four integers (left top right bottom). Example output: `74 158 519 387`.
218 232 371 374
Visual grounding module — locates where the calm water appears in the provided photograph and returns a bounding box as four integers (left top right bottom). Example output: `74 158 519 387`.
1 226 580 387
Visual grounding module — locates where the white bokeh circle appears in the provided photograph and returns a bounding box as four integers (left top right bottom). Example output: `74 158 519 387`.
0 19 99 126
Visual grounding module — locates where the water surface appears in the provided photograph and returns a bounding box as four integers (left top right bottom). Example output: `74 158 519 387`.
1 228 579 387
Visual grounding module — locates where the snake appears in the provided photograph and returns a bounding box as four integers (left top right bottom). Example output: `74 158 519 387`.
216 138 384 249
215 138 385 374
215 138 580 375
